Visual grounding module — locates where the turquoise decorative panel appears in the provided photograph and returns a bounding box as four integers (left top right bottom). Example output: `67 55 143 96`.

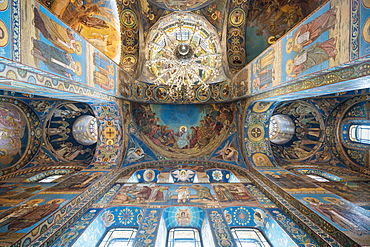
224 206 298 247
266 208 318 246
0 0 12 60
162 206 205 229
207 208 236 247
133 208 162 247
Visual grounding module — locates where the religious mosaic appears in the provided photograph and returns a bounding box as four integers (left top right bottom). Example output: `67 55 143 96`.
132 102 236 159
271 100 325 161
44 102 96 164
36 0 121 63
245 0 326 62
0 98 42 176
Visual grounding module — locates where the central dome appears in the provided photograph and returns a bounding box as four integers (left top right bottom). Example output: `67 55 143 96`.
143 12 226 89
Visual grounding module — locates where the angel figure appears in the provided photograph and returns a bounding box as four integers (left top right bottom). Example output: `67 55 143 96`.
215 141 239 163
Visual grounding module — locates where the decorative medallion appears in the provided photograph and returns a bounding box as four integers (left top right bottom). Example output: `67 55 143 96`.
143 169 156 182
196 87 211 102
233 207 251 225
248 124 265 142
120 9 137 28
229 8 245 27
252 102 274 113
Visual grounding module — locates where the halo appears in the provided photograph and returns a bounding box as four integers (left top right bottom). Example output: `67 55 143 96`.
0 0 8 11
179 126 187 132
286 37 294 54
302 197 319 203
47 198 65 204
285 59 294 75
363 0 370 8
27 199 45 205
74 61 82 77
0 20 9 47
322 197 341 203
74 40 82 56
363 17 370 43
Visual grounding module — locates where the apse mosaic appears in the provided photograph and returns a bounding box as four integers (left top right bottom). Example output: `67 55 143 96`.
0 98 42 176
132 102 236 159
270 101 325 162
326 95 370 173
44 102 96 164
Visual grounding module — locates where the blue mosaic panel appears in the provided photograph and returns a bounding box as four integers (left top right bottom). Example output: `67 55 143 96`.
224 206 298 247
0 0 12 60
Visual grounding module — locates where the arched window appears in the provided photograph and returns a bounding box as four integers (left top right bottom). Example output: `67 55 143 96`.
25 169 73 183
167 228 202 247
98 228 137 247
306 174 330 182
38 174 64 183
349 125 370 144
231 228 271 247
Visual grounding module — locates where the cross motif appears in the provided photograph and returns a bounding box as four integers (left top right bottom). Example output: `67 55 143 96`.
251 127 262 138
104 127 116 138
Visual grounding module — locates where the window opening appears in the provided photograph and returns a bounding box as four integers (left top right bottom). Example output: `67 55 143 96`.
38 174 64 183
167 228 202 247
231 228 271 247
99 228 137 247
307 174 330 182
349 125 370 144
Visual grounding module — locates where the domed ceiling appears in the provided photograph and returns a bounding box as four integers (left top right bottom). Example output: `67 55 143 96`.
148 0 216 11
140 12 226 97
